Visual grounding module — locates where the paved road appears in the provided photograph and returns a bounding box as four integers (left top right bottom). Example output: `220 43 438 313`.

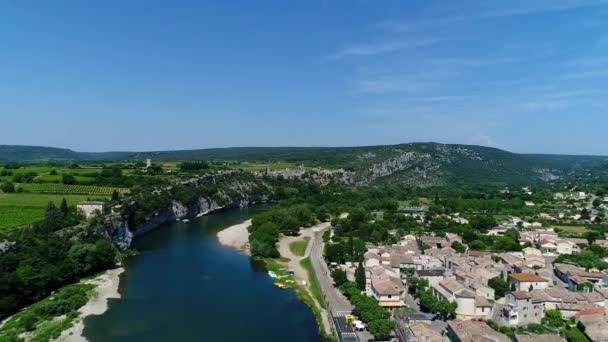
310 229 353 313
544 255 569 290
309 229 376 341
403 292 420 311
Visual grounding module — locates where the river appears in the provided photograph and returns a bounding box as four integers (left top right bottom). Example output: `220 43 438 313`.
83 206 322 341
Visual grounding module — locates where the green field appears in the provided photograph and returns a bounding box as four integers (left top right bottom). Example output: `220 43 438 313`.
299 257 326 309
289 237 310 257
0 193 107 230
555 225 590 234
19 183 126 195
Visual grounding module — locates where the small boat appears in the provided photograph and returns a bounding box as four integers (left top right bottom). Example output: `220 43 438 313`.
268 271 277 278
274 282 286 289
182 219 190 223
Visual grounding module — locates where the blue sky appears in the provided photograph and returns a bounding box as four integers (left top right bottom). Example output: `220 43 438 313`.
1 0 607 154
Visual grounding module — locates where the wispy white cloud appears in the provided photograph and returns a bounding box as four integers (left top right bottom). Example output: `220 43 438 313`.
328 39 436 61
562 69 608 80
559 56 608 79
379 0 608 32
544 88 608 99
522 99 572 112
562 56 608 68
353 69 459 94
521 87 608 112
424 57 515 67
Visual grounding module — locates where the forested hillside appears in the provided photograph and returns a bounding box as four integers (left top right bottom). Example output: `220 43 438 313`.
1 143 606 187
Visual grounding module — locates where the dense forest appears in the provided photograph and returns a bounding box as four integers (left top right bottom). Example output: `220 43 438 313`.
0 203 118 320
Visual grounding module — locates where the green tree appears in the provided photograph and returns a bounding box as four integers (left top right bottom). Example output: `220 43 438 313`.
0 182 15 193
60 198 69 219
451 241 466 254
44 201 64 229
355 261 366 291
470 240 487 250
322 230 330 243
436 299 457 319
505 228 519 241
368 319 393 339
408 277 429 294
94 238 118 270
331 268 348 286
62 174 76 185
585 231 601 245
324 243 345 264
488 276 509 298
348 234 355 259
111 190 120 203
68 243 99 275
542 309 563 328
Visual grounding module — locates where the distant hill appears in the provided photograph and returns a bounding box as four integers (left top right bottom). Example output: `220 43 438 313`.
0 145 129 163
1 143 606 186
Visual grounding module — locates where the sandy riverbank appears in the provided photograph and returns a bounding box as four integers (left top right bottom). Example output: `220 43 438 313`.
217 219 251 254
57 266 124 342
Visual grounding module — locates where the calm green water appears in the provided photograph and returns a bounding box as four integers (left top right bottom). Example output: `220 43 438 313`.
84 206 322 341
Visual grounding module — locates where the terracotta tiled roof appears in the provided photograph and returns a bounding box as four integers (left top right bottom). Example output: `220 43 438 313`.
575 307 606 317
511 291 531 300
509 273 548 282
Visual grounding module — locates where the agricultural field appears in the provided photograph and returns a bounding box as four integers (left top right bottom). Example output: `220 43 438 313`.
18 183 127 195
555 225 590 234
0 193 107 230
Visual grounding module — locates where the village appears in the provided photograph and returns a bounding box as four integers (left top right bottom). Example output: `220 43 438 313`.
325 189 608 342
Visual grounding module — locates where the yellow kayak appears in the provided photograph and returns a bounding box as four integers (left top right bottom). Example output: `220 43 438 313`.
274 282 286 288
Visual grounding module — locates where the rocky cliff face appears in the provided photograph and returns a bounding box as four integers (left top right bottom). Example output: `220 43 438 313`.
352 143 569 187
111 193 265 249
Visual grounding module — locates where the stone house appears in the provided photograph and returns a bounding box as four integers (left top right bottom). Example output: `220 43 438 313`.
497 291 543 327
508 273 549 292
77 201 105 219
447 320 509 342
370 274 405 309
432 278 492 320
415 269 445 287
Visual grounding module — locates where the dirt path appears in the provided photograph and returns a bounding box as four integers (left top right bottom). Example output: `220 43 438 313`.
277 222 332 336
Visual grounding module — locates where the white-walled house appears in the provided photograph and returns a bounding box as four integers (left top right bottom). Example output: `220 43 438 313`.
431 278 492 320
370 274 405 309
77 201 105 219
556 241 580 255
508 273 549 292
415 269 445 287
